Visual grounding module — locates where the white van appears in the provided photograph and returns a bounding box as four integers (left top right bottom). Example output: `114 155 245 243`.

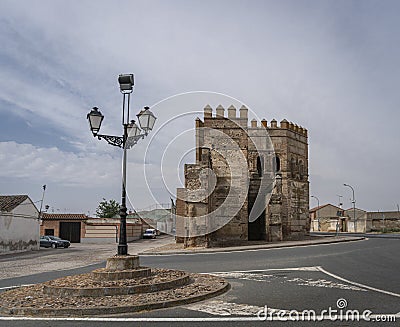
143 228 157 239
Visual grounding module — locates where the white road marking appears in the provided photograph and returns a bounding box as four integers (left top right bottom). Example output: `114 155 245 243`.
286 277 366 291
206 266 320 274
1 312 398 321
209 272 276 282
207 266 400 298
209 268 367 291
0 317 260 321
186 300 264 316
317 266 400 298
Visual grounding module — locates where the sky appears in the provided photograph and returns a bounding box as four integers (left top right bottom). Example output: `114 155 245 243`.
0 0 399 215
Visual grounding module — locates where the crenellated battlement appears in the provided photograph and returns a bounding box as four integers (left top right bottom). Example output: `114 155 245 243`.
177 103 310 247
202 104 307 136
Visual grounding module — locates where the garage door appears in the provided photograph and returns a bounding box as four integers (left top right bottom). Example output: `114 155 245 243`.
59 222 81 243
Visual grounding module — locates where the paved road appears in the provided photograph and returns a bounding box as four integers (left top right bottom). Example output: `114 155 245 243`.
1 238 399 326
311 231 400 239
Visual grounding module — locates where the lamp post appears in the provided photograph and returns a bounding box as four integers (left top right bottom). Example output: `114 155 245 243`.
336 194 343 236
87 74 156 255
311 195 320 231
343 183 356 233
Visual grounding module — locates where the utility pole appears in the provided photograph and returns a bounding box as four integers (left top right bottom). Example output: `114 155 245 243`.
382 211 386 233
337 195 343 208
38 185 47 221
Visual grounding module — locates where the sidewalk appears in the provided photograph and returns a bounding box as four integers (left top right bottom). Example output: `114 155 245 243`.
140 235 365 255
0 236 173 280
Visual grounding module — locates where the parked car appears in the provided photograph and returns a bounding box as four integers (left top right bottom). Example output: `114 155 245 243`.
143 228 157 239
40 236 70 248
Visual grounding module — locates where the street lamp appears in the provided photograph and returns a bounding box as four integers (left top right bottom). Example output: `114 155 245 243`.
311 195 320 231
87 74 157 255
343 183 356 233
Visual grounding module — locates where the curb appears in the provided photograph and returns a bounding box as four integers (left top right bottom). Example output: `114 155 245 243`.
92 266 151 280
140 236 365 255
43 274 191 297
0 275 230 317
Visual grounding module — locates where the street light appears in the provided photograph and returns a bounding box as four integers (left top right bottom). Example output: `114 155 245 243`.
137 106 157 135
87 74 157 255
311 195 320 231
343 183 356 233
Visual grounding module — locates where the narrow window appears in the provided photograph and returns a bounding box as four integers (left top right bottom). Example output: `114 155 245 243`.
257 156 263 177
299 160 304 175
274 156 281 172
291 157 297 178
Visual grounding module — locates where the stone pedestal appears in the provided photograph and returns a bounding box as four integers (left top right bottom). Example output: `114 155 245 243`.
105 255 140 271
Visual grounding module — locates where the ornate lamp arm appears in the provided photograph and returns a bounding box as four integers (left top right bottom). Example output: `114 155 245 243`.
96 134 124 148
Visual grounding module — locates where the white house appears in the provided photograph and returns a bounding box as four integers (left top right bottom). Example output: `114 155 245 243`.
0 195 40 253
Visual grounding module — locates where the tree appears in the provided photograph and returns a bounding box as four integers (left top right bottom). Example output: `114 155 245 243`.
96 198 120 218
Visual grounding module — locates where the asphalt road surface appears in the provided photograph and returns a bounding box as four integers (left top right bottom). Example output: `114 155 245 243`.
0 237 399 326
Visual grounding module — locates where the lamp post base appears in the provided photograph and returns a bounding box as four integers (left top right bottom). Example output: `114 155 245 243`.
106 255 139 271
117 244 128 256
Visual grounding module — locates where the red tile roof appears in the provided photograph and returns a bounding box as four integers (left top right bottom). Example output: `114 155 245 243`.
309 203 342 212
42 213 88 221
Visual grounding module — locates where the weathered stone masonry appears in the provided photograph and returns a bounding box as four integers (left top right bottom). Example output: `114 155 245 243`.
176 105 309 247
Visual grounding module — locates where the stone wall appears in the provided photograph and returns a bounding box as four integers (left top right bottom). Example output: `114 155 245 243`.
368 211 400 231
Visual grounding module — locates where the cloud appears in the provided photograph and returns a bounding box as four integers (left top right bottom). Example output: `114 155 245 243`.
0 141 121 187
0 0 400 212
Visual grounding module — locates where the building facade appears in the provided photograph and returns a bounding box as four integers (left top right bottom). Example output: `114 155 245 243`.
41 213 143 243
310 205 400 233
41 213 88 243
176 105 309 247
0 195 40 252
309 204 347 232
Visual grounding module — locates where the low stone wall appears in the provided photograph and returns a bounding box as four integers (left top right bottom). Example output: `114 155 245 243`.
371 219 400 231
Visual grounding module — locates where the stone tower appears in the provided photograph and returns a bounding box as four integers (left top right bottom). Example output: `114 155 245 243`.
176 105 309 247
